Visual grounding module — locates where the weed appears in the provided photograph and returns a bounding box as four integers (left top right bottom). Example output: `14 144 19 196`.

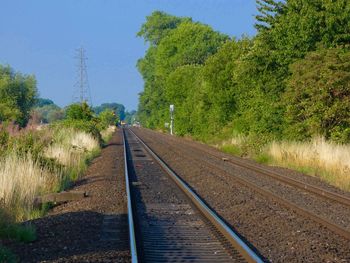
0 220 36 243
254 153 271 164
0 246 17 263
219 144 243 157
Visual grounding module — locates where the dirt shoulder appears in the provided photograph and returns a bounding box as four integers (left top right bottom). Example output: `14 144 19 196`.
6 130 130 262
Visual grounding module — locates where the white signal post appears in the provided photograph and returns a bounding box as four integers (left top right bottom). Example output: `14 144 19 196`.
170 104 174 135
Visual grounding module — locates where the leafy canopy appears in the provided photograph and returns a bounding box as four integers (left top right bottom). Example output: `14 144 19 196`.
0 65 37 126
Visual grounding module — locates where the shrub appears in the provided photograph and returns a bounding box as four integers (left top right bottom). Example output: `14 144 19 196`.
0 245 17 263
65 102 94 121
285 47 350 143
98 109 118 130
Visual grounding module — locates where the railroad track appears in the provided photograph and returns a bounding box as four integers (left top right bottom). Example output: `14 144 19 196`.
131 128 350 240
137 128 350 207
122 128 264 263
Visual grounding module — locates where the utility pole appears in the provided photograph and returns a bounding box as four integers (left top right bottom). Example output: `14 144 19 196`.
73 46 92 105
170 104 174 135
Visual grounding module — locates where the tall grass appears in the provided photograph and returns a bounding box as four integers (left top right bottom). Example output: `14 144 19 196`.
215 134 350 191
100 125 116 143
0 127 100 223
268 137 350 191
0 154 58 221
45 129 99 170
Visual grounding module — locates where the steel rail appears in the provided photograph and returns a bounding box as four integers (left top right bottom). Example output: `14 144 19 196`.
133 130 350 240
128 128 264 263
122 129 138 263
210 152 350 207
140 128 350 207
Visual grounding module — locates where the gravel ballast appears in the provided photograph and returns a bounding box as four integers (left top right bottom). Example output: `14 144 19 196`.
133 128 350 263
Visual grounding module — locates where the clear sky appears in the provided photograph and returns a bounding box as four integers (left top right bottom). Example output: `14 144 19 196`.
0 0 257 111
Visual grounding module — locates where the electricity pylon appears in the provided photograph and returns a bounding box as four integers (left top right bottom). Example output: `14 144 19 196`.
73 46 92 105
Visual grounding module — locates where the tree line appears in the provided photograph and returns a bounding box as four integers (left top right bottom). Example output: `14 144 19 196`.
136 0 350 143
0 64 135 127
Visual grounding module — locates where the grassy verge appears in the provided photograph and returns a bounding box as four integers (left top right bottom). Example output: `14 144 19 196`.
215 134 350 192
268 138 350 191
0 124 105 260
100 126 117 145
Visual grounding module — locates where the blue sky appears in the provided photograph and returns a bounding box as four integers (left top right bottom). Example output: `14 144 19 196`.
0 0 257 111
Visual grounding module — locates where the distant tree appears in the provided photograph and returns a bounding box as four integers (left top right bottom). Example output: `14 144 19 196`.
32 104 64 123
65 102 94 121
0 65 37 126
98 109 118 128
35 98 54 107
124 110 137 124
93 103 125 120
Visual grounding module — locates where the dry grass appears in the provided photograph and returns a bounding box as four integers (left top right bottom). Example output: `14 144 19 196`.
0 154 58 220
100 125 116 142
44 145 83 168
0 128 100 222
45 128 99 166
269 137 350 191
69 131 100 152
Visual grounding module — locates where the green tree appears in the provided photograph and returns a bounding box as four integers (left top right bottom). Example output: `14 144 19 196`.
137 12 228 130
93 103 125 120
137 11 191 46
65 102 94 121
98 109 118 129
285 47 350 143
137 3 350 144
0 65 37 126
155 21 228 76
165 65 203 135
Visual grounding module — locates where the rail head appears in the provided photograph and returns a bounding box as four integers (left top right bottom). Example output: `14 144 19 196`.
128 128 264 263
122 128 138 263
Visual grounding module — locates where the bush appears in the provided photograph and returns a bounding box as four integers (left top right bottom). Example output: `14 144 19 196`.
65 102 94 121
284 47 350 143
98 109 118 130
0 245 17 263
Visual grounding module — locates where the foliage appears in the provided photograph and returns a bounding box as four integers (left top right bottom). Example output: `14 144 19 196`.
31 98 64 124
34 98 54 107
284 47 350 143
155 21 228 76
137 11 191 46
124 110 137 124
137 11 228 130
0 245 17 263
98 109 118 129
93 103 125 120
65 102 94 121
0 65 37 127
0 222 36 243
137 3 350 144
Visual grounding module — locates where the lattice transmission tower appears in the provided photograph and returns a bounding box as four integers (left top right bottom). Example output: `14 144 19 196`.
72 46 92 105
